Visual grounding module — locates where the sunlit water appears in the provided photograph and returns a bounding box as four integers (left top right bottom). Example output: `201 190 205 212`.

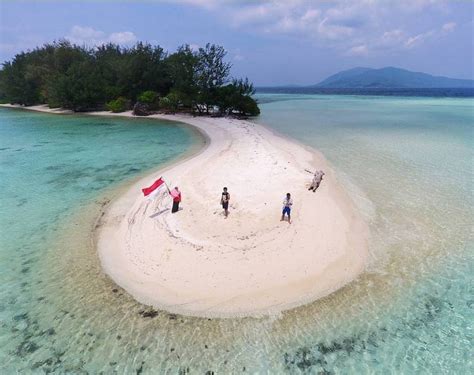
0 95 472 374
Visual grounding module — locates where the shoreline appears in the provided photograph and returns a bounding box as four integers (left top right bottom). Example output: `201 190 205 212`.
1 104 369 318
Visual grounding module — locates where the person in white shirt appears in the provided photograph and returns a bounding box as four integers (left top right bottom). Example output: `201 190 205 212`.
309 170 325 192
281 193 293 224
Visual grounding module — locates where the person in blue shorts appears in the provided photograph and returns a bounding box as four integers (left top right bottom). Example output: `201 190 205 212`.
281 193 293 224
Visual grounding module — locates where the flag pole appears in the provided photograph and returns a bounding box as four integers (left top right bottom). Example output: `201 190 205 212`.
163 179 171 194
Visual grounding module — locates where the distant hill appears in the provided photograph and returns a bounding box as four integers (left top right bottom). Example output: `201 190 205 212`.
314 67 474 88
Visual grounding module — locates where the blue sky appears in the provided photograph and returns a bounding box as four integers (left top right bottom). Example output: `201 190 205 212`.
0 0 472 85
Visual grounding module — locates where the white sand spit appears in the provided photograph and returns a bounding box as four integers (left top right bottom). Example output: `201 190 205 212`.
1 104 368 318
96 113 369 318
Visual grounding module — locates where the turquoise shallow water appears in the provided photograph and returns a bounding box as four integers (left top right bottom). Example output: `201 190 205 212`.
0 98 473 374
256 94 474 373
0 109 201 372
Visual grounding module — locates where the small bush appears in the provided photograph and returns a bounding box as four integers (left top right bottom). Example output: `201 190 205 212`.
137 90 160 110
106 97 128 113
159 91 180 112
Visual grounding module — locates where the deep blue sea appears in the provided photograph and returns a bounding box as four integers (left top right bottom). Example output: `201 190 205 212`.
0 93 473 374
257 87 474 98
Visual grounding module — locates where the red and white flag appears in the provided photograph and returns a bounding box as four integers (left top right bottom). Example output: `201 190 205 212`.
142 177 166 199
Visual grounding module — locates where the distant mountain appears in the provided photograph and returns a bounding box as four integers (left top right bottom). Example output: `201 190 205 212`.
314 67 474 88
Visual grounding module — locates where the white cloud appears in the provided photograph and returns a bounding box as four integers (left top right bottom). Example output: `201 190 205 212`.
317 17 354 40
168 0 457 57
108 31 137 44
341 22 455 56
231 3 273 26
301 9 321 23
442 22 456 33
168 0 219 9
402 21 454 50
397 0 447 13
404 30 434 49
173 0 455 56
381 29 405 43
66 26 105 45
66 26 137 46
346 44 369 56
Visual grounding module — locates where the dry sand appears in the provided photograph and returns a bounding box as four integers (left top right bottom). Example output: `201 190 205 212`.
1 104 368 318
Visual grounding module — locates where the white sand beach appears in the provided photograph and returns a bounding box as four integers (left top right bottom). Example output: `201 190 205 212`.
2 104 368 318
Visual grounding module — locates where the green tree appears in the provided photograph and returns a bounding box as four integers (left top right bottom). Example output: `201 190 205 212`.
95 43 126 101
166 45 198 109
0 40 260 116
0 54 43 105
46 41 90 107
196 43 231 114
50 58 106 111
236 95 260 116
214 78 259 117
230 78 259 116
119 43 170 101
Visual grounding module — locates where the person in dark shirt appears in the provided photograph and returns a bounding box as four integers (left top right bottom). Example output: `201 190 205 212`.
221 187 230 218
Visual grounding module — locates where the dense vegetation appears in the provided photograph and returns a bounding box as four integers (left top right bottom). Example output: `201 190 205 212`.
0 41 260 117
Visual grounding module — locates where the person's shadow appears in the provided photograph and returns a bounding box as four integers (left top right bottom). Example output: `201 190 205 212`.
149 208 170 218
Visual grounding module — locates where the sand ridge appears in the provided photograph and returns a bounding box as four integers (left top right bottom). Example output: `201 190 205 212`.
0 104 368 318
95 113 368 318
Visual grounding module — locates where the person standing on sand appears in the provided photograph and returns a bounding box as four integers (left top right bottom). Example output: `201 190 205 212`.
281 193 293 224
221 187 230 218
309 170 325 192
169 186 181 213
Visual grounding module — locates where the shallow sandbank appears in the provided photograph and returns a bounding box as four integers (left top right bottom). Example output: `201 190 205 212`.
1 104 368 318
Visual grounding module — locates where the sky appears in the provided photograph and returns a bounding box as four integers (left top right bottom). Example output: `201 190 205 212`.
0 0 473 86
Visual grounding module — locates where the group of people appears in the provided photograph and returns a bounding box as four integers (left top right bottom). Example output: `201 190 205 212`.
166 186 230 217
167 169 324 224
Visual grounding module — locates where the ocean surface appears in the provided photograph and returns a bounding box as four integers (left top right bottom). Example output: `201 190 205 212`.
257 87 474 98
0 95 472 374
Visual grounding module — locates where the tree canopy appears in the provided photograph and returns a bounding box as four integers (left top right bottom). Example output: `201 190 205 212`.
0 41 260 117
